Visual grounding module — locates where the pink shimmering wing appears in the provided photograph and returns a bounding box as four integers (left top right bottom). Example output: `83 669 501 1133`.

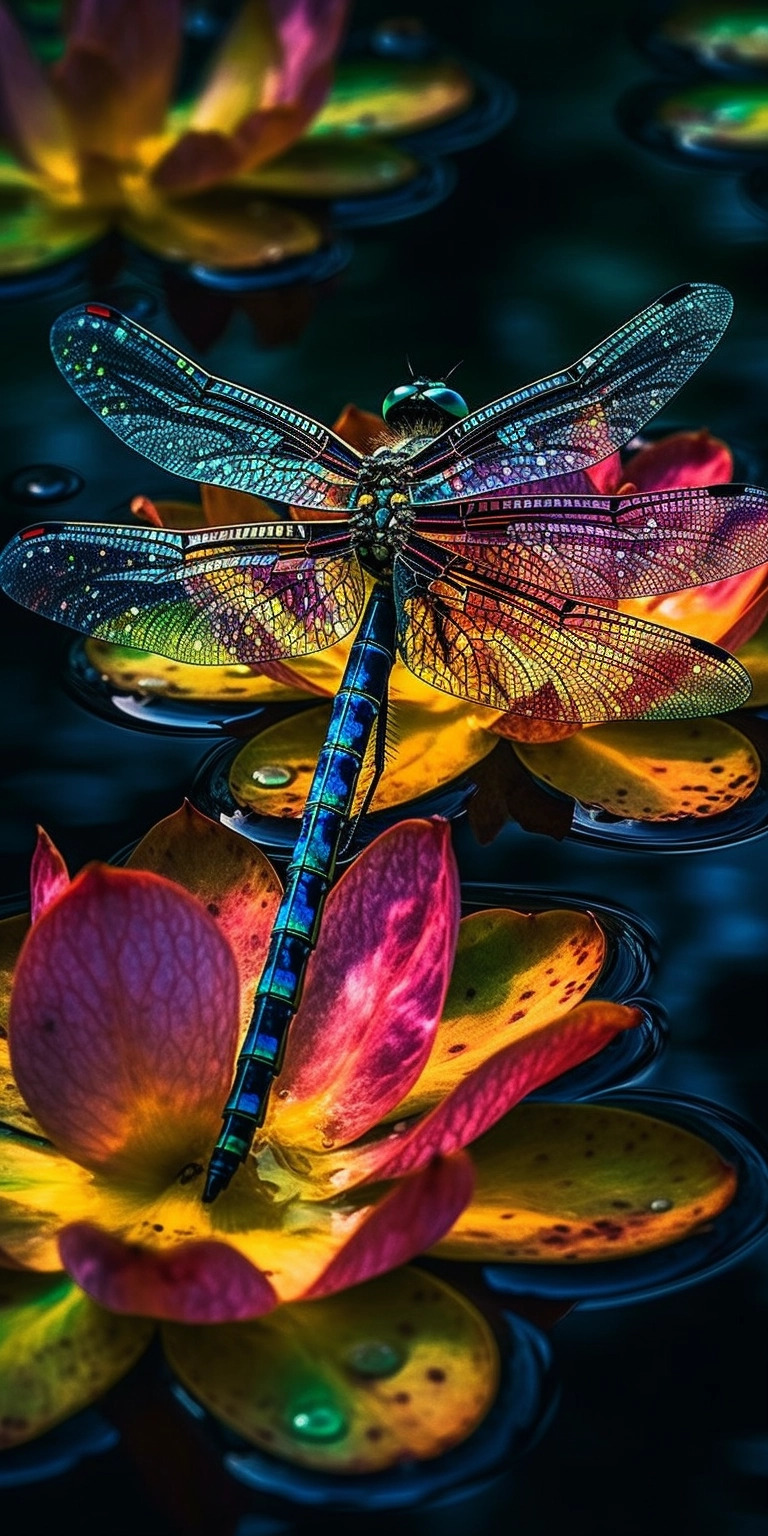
415 484 768 600
393 543 750 722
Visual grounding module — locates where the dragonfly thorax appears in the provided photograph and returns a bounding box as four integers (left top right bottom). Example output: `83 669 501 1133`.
352 452 418 573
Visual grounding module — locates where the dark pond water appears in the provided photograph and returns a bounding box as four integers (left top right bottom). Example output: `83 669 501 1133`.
0 1 766 1532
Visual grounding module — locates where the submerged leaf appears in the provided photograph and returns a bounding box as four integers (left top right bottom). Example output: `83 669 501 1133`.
0 1270 152 1449
435 1101 737 1262
162 1266 498 1472
514 718 760 821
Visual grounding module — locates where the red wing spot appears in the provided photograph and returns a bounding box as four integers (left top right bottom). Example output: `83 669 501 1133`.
85 304 113 319
20 527 46 540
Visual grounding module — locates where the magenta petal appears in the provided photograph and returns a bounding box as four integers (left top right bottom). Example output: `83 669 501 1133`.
53 0 181 158
625 430 733 492
59 1224 277 1322
9 865 240 1177
276 820 460 1146
271 0 349 105
30 827 69 923
305 1152 474 1300
352 1002 640 1184
0 2 70 175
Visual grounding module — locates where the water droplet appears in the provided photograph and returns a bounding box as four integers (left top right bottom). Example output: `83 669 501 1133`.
344 1340 404 1378
321 1134 335 1149
251 764 293 788
288 1398 347 1443
5 463 83 505
649 1197 673 1213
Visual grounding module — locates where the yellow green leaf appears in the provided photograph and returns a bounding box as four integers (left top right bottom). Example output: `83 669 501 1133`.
120 187 321 270
0 1270 152 1449
230 696 496 817
435 1101 737 1262
390 909 606 1120
0 185 106 275
309 57 474 138
514 718 760 821
162 1266 498 1471
83 639 312 705
244 139 419 196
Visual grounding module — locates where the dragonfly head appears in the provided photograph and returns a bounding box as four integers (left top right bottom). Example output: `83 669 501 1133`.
381 379 469 431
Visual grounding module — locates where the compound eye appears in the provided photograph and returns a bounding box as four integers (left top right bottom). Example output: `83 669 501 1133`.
381 384 417 421
424 386 469 420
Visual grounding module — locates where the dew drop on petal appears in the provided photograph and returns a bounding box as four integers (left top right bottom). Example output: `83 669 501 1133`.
649 1197 674 1212
251 764 294 788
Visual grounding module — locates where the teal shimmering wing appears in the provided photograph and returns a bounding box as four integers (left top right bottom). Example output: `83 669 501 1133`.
50 304 363 512
393 538 751 722
0 520 364 663
407 284 733 502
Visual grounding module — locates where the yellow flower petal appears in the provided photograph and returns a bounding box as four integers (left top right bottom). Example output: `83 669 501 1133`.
391 909 606 1120
514 718 760 821
243 138 419 196
120 188 321 270
0 1270 152 1450
0 185 106 275
309 57 474 138
162 1266 498 1471
435 1102 737 1262
230 695 496 817
0 1131 98 1269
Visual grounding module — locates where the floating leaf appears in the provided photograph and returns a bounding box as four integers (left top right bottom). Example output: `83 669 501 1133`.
83 638 312 705
514 718 760 821
120 188 321 270
230 695 496 817
434 1101 737 1263
0 1270 152 1450
390 908 606 1121
310 57 474 138
245 139 419 196
0 185 105 275
658 83 768 155
162 1266 498 1472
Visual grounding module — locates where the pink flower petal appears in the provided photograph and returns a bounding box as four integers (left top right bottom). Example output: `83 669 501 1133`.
59 1223 277 1322
29 827 69 923
52 0 181 160
0 3 73 178
586 452 624 493
272 820 460 1148
624 429 733 492
9 865 240 1178
345 1001 641 1185
305 1152 474 1299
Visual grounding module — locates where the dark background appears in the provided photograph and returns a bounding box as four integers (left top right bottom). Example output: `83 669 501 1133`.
0 2 766 1532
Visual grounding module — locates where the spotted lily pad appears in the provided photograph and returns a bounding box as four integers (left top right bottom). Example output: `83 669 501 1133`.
230 698 496 817
162 1266 498 1472
0 1270 151 1449
83 639 310 705
434 1101 737 1263
514 718 760 821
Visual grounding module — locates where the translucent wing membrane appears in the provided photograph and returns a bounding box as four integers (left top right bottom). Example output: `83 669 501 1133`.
50 306 363 512
0 521 364 664
394 541 751 722
407 284 734 503
414 484 768 600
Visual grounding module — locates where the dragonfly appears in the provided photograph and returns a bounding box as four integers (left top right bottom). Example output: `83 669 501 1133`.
2 282 767 1203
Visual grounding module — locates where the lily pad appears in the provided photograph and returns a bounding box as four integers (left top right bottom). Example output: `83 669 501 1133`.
310 57 474 139
121 188 321 270
514 717 760 821
162 1266 498 1472
83 639 310 705
245 140 420 197
0 186 105 275
434 1100 737 1263
0 1270 151 1449
230 698 496 817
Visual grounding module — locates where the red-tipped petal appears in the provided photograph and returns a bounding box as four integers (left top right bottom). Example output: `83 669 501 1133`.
306 1152 474 1300
346 1001 641 1185
272 821 460 1148
624 429 732 491
59 1224 277 1322
9 864 240 1178
29 827 69 923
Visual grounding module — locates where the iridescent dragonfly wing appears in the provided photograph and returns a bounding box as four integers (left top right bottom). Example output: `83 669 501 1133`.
50 305 363 511
415 484 768 600
393 538 750 722
0 521 364 664
407 284 733 503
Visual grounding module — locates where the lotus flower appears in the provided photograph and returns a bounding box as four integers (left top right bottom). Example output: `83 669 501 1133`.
0 0 479 279
0 806 736 1461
